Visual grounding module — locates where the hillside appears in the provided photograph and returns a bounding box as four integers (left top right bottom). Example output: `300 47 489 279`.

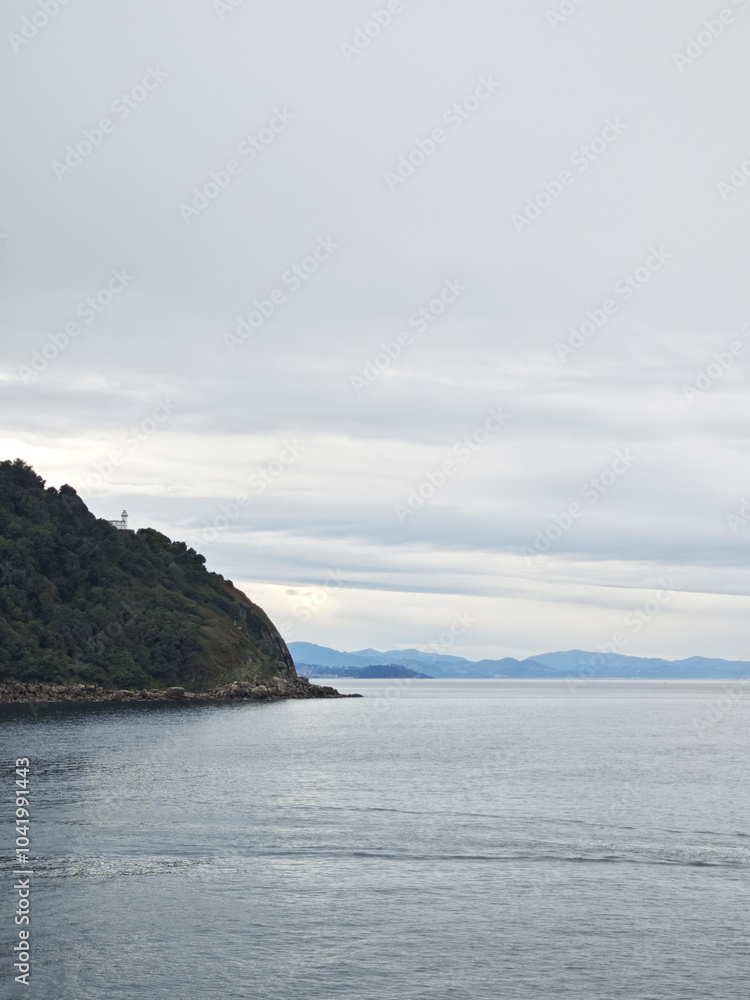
0 459 336 698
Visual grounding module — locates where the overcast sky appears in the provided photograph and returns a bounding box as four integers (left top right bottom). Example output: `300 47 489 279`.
2 0 750 661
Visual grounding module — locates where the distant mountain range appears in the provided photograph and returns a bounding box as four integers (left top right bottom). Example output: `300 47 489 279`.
289 642 750 680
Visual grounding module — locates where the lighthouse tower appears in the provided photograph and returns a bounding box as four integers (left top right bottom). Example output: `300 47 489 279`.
108 510 129 530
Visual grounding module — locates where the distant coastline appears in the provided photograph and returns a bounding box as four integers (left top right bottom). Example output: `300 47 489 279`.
298 663 431 680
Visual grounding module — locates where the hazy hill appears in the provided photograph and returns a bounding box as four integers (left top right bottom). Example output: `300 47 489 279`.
297 663 431 679
531 649 750 679
0 459 299 692
289 642 750 680
289 643 553 678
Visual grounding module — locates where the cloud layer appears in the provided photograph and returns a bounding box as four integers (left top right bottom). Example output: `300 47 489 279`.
2 0 749 658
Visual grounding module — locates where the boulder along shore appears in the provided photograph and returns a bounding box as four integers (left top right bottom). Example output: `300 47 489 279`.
0 675 361 705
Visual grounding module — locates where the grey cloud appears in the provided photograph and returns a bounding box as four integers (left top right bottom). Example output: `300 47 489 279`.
2 0 749 656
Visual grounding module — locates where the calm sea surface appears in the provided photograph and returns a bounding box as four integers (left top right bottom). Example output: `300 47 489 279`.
1 679 749 999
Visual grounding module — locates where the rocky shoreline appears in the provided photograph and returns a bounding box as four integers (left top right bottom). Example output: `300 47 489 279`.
0 675 362 706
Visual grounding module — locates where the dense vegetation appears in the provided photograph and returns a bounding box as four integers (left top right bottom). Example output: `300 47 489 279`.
0 459 295 690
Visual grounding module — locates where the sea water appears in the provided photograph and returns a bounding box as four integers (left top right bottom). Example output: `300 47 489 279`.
1 679 748 999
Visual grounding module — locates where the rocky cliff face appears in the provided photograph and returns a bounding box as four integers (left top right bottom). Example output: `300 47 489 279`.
0 459 339 699
0 675 352 705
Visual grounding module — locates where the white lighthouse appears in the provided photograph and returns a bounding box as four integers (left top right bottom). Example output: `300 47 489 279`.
108 509 129 530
